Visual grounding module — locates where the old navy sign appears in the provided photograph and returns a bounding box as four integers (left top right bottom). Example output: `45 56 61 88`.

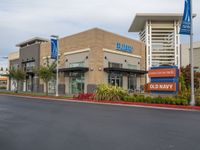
147 82 176 92
116 42 133 53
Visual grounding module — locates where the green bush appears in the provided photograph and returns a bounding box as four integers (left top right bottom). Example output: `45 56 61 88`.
94 84 128 101
195 96 200 106
0 87 6 90
123 94 189 106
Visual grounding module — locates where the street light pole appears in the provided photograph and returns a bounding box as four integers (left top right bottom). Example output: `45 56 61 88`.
56 37 59 97
190 0 195 106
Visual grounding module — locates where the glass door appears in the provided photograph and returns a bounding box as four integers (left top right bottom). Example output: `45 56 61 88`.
69 72 85 94
128 74 137 91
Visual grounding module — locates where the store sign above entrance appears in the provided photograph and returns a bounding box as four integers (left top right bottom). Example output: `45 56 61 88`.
116 42 133 53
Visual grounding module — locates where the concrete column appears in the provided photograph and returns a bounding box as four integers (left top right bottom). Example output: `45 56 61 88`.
33 75 39 92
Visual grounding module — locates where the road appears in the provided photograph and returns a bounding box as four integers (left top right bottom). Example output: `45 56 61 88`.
0 95 200 150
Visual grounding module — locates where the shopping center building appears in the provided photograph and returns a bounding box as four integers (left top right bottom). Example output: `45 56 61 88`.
40 28 147 94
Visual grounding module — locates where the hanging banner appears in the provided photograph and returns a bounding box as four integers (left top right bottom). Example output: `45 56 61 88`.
180 0 191 35
51 38 58 59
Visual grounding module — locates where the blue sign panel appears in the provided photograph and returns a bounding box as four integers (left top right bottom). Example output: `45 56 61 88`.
51 38 58 59
116 42 133 53
180 0 191 35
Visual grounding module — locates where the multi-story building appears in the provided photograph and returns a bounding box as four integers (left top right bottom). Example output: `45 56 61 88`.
8 38 48 92
40 28 147 95
180 42 200 72
129 13 182 82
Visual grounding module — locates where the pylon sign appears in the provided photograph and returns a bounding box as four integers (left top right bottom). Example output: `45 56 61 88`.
147 66 179 94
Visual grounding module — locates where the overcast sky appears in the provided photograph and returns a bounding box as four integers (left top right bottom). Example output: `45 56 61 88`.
0 0 200 67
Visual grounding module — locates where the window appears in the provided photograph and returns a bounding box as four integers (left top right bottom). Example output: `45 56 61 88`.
127 64 137 69
108 62 122 68
25 61 35 72
69 61 84 68
108 73 123 87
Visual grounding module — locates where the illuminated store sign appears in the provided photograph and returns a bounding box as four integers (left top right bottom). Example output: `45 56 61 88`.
116 42 133 53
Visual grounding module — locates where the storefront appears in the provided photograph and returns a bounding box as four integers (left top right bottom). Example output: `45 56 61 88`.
40 28 147 94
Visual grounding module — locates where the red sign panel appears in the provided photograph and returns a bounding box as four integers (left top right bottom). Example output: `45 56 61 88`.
147 82 176 91
148 68 177 78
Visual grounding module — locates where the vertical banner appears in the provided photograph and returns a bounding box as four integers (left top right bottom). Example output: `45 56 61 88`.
51 38 58 59
180 0 191 35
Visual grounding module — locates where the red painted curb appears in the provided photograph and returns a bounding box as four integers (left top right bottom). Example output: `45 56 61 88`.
71 99 200 111
1 93 200 111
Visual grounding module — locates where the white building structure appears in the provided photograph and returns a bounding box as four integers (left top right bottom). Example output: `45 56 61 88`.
129 13 183 82
181 42 200 72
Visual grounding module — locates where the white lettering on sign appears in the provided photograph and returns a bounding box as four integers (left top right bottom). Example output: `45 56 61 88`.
148 82 176 91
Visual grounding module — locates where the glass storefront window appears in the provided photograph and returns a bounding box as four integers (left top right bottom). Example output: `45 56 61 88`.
128 74 137 91
69 72 84 94
48 79 56 94
108 73 123 87
127 64 137 69
69 62 84 68
24 61 35 72
108 62 122 68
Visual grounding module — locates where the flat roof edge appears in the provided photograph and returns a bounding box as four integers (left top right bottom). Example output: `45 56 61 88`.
16 37 49 47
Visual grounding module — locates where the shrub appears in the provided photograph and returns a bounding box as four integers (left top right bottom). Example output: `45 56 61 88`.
0 87 6 90
94 84 128 101
195 96 200 106
124 94 189 106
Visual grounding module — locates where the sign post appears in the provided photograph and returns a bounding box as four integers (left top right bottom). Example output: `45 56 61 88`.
180 0 195 105
51 35 59 97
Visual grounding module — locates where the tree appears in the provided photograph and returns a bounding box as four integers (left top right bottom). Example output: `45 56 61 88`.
38 61 56 95
180 65 200 90
9 69 26 93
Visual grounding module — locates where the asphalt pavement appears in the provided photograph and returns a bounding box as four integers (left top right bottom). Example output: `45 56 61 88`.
0 95 200 150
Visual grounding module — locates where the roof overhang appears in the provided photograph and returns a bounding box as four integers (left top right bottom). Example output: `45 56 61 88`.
129 13 197 32
104 67 147 75
16 37 48 47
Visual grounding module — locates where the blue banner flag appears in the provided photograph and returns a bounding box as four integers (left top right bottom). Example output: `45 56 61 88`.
51 38 58 59
180 0 191 35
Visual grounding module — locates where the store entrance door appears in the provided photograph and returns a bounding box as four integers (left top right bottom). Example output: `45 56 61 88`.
69 72 85 94
128 74 137 92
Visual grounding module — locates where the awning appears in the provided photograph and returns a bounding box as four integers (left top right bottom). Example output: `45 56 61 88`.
104 67 147 74
59 67 89 73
